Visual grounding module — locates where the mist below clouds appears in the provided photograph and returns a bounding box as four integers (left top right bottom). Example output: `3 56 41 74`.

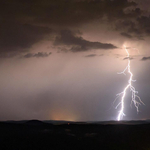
0 53 148 121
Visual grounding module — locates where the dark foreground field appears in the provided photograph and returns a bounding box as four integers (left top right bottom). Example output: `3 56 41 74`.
0 120 150 150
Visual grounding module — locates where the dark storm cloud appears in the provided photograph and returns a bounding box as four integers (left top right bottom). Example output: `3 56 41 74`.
0 0 147 55
117 20 145 40
23 52 52 58
141 56 150 61
116 9 150 39
0 22 52 54
137 16 150 35
123 57 134 60
116 20 143 39
84 54 103 57
118 16 150 39
120 32 133 38
0 0 140 53
54 30 117 51
85 54 97 57
0 52 19 58
33 0 138 25
0 0 137 26
113 4 150 39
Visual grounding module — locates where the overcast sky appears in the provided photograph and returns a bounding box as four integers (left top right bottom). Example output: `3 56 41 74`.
0 0 150 121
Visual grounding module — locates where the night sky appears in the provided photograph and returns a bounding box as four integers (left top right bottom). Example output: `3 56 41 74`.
0 0 150 121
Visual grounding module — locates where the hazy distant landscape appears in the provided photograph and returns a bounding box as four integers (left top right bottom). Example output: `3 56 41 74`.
1 120 150 150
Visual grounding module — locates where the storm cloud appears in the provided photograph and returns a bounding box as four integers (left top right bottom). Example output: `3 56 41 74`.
120 32 133 38
54 30 117 52
0 0 137 26
85 54 97 57
141 56 150 61
0 23 52 53
0 0 142 55
23 52 52 58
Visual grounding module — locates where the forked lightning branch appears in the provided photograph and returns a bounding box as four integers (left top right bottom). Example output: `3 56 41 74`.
115 45 144 121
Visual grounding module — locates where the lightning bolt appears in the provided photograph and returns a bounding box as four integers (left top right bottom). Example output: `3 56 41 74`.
115 45 144 121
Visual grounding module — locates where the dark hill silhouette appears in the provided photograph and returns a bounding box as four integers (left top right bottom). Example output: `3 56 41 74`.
25 120 45 125
0 120 150 150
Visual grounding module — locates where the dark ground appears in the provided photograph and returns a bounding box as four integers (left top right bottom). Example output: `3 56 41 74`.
0 120 150 150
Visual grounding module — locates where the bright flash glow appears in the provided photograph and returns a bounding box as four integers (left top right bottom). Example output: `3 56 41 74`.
115 45 144 121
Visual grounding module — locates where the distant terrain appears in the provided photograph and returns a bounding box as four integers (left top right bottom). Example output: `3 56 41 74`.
0 120 150 150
